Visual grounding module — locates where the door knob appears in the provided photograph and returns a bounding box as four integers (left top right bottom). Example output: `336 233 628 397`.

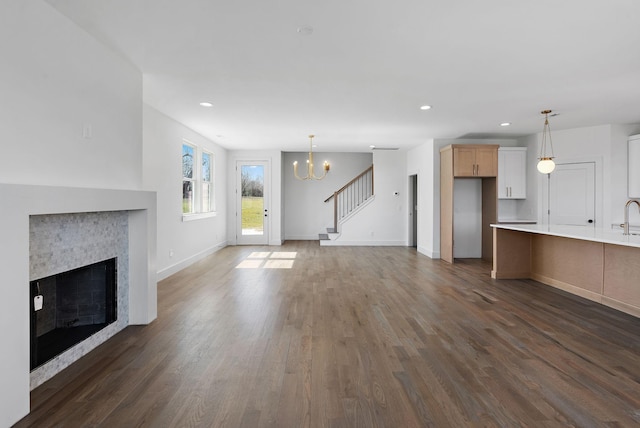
587 219 594 224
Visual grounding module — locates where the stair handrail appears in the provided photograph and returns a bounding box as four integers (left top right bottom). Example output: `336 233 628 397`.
324 165 374 203
325 165 374 231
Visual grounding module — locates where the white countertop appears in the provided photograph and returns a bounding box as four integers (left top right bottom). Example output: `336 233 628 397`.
491 223 640 249
497 219 537 224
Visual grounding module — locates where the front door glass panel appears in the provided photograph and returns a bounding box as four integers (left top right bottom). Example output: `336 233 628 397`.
240 164 265 236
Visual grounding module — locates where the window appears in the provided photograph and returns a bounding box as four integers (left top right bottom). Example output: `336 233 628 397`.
182 143 195 214
202 151 213 212
182 141 215 220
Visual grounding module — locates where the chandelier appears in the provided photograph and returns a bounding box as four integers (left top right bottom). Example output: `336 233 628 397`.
537 109 556 174
293 135 330 180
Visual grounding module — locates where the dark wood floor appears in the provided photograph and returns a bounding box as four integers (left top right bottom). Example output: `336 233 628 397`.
16 242 640 427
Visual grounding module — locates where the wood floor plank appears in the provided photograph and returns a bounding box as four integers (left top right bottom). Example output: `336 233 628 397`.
15 243 640 427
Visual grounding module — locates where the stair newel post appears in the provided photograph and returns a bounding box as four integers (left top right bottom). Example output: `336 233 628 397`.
333 192 338 232
371 166 374 196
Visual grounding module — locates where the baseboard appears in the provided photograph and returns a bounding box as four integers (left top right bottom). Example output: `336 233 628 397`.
491 269 530 279
283 235 319 240
530 273 603 303
417 246 439 259
601 296 640 318
320 240 406 246
530 274 640 318
157 241 227 281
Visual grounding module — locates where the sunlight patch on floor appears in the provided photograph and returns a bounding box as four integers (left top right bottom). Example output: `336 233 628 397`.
235 259 264 269
264 260 294 269
248 252 271 259
269 252 297 259
236 252 298 269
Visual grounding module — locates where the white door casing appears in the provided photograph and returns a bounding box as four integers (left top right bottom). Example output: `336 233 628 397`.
236 161 269 245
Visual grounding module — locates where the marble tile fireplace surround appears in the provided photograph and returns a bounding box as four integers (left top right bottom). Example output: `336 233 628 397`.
0 184 157 427
29 212 127 386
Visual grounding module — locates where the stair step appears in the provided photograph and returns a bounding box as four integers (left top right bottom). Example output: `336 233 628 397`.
326 228 337 234
318 233 330 240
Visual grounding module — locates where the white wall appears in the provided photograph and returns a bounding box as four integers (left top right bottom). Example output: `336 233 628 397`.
283 152 373 239
227 150 283 245
0 3 149 425
520 123 640 227
610 124 640 225
143 105 227 280
332 150 407 245
407 140 437 257
0 0 143 190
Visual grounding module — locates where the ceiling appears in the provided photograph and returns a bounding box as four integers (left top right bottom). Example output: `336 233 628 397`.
46 0 640 152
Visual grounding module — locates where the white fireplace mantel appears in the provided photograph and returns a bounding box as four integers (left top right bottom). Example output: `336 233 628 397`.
0 183 157 427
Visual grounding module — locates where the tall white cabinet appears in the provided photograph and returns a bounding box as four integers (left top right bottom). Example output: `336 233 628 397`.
498 147 527 199
629 134 640 198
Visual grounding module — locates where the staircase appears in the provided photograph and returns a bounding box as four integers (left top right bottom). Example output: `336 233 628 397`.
319 165 374 243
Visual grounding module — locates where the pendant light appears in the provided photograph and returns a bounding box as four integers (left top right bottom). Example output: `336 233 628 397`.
537 110 556 174
293 135 330 180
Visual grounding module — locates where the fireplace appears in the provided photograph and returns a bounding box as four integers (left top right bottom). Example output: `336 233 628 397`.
30 258 118 370
28 210 131 388
0 183 157 427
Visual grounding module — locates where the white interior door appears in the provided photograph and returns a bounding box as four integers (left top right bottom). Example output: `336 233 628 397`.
549 162 595 226
236 161 269 245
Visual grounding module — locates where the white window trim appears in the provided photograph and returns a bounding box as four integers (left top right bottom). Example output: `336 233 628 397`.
182 141 197 215
182 140 216 221
182 211 217 222
201 149 215 213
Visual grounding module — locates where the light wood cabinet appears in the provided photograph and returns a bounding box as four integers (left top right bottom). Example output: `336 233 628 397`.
453 145 498 177
440 144 499 263
498 147 527 199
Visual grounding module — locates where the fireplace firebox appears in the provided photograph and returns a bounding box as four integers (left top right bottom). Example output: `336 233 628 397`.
30 258 117 370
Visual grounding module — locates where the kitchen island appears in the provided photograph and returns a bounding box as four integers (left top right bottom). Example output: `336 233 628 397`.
491 223 640 318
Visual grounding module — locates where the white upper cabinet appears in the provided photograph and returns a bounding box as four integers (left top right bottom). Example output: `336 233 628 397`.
629 135 640 198
498 147 527 199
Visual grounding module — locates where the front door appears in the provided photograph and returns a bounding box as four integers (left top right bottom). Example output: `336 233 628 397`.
549 162 596 226
236 161 269 245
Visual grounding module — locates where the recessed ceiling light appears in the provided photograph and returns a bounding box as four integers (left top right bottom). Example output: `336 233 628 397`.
199 102 213 107
420 105 432 110
500 122 511 127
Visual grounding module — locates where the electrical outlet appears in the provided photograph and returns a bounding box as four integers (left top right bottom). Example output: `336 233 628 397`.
169 249 174 258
